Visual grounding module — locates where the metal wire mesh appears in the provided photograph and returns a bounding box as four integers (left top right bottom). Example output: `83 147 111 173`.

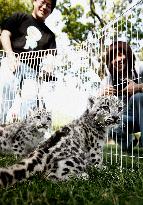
95 0 143 169
0 46 100 126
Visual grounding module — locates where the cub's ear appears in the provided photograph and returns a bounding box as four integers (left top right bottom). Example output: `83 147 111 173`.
27 108 35 117
0 127 4 136
87 96 96 109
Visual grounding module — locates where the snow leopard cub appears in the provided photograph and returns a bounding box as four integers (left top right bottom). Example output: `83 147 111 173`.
0 95 122 187
0 108 52 156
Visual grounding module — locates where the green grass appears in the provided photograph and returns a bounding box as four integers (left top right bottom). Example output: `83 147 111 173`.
104 144 143 169
1 147 143 205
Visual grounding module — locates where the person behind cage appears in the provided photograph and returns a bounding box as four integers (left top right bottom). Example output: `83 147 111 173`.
99 40 143 152
0 0 57 123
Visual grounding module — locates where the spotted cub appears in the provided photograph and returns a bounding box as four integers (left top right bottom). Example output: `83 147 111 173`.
0 95 122 187
0 108 51 156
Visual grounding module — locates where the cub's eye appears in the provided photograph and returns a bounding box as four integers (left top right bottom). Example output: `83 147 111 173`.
47 117 51 121
36 116 41 119
102 106 109 110
118 107 122 112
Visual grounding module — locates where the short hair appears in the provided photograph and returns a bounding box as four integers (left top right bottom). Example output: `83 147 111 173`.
51 0 57 12
33 0 57 12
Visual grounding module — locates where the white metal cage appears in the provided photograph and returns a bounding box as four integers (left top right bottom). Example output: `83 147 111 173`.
0 46 100 126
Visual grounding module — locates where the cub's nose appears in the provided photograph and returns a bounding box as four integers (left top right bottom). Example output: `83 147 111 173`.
112 116 119 122
42 122 47 126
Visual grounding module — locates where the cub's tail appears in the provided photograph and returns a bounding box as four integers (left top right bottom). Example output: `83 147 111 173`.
0 149 46 187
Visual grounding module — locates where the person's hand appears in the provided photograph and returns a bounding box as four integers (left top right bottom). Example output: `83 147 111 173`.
39 54 54 78
121 80 139 95
102 85 116 96
6 52 19 73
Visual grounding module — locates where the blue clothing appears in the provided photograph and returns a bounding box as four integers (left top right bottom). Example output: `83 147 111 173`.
1 63 37 122
100 64 143 150
112 93 143 150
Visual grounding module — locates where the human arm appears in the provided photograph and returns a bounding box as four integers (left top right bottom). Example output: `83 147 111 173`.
98 75 116 96
0 29 2 49
1 30 19 72
102 85 117 96
121 80 143 96
38 31 57 80
1 13 23 72
1 30 13 52
39 54 56 81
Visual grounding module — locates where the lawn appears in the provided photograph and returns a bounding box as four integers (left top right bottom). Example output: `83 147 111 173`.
1 145 143 205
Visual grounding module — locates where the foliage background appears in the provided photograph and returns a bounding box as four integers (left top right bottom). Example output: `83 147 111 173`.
0 0 32 25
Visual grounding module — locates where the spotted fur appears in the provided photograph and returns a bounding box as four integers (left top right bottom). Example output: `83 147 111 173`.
0 95 122 187
0 108 52 156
